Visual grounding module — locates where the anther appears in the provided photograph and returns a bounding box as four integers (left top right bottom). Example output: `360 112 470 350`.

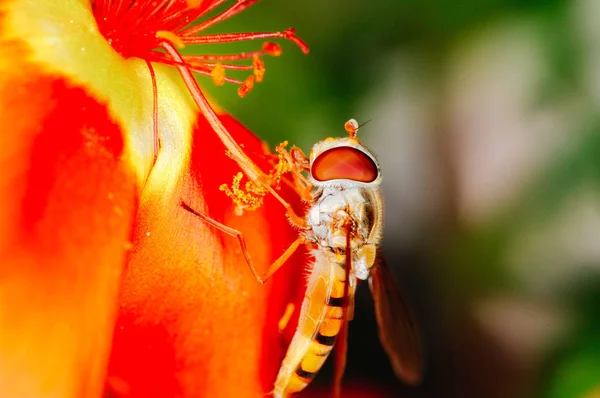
263 42 282 56
283 28 310 54
238 75 255 97
252 55 265 82
211 63 226 86
156 31 185 49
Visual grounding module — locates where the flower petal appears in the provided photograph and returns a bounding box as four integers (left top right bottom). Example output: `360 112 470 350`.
107 112 306 397
0 32 138 398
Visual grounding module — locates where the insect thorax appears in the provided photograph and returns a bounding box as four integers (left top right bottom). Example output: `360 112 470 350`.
305 185 378 280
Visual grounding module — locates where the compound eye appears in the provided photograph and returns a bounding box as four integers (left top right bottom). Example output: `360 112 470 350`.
311 147 378 182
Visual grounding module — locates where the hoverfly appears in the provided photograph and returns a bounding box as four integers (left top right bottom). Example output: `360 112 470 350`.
270 119 424 397
182 119 424 397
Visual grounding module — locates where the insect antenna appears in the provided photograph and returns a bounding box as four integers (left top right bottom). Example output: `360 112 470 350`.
357 119 372 130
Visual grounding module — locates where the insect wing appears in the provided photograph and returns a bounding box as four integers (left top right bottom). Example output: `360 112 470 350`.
369 257 424 385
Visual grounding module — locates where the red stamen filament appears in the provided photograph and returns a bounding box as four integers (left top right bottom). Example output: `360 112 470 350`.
183 48 267 61
160 40 272 188
180 29 309 54
182 0 259 35
196 63 254 71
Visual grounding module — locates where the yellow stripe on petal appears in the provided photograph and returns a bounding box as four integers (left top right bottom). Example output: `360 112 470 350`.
2 0 197 189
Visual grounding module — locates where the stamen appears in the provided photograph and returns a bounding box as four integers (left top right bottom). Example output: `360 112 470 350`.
252 55 265 82
238 75 255 98
144 1 173 21
268 141 292 188
184 50 264 62
201 62 254 71
282 28 310 54
182 0 260 36
211 63 226 86
190 66 244 85
219 172 269 212
156 30 186 49
219 140 293 212
164 0 227 26
263 42 282 56
181 29 310 55
93 0 308 95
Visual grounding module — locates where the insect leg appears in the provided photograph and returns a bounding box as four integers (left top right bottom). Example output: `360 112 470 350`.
254 235 304 284
277 144 313 202
289 146 310 170
269 190 306 227
181 201 303 284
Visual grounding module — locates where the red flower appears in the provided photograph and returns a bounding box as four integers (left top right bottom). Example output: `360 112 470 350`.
0 0 308 397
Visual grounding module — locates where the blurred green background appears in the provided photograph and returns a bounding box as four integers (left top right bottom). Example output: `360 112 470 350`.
198 1 600 397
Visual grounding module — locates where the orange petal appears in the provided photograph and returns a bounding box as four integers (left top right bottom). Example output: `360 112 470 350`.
0 38 138 398
106 113 306 397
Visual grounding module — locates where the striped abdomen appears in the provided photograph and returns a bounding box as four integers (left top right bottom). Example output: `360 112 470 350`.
273 252 355 398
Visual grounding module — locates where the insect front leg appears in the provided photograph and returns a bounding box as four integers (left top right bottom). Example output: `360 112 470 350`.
252 235 305 284
181 201 304 284
274 144 313 202
270 141 313 208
